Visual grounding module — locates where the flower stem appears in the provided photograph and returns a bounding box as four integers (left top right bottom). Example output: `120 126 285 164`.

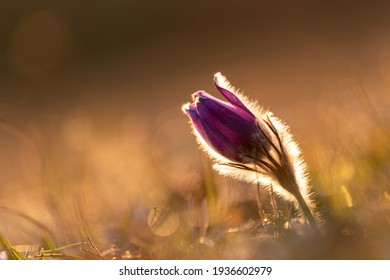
293 191 319 234
256 184 265 221
269 185 279 240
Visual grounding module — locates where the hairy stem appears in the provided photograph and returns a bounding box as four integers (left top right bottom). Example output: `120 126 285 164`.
293 191 319 234
269 185 279 240
256 184 265 221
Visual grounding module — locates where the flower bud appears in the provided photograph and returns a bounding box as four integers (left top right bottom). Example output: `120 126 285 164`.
182 75 267 163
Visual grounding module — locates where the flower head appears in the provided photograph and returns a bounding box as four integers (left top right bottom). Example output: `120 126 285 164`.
182 75 268 163
182 73 320 232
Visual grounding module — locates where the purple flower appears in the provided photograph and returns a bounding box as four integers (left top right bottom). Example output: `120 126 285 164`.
182 73 320 232
182 74 265 163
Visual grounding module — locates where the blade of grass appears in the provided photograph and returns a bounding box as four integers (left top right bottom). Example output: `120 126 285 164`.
0 237 25 260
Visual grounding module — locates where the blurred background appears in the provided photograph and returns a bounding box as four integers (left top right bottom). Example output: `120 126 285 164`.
1 0 390 259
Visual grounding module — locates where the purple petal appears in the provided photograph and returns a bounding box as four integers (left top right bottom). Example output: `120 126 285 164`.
183 74 266 163
195 96 258 140
184 91 260 162
193 91 254 122
213 73 253 116
185 104 240 161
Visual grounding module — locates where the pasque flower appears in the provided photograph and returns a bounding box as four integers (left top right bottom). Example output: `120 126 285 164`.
182 73 319 232
184 86 267 164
